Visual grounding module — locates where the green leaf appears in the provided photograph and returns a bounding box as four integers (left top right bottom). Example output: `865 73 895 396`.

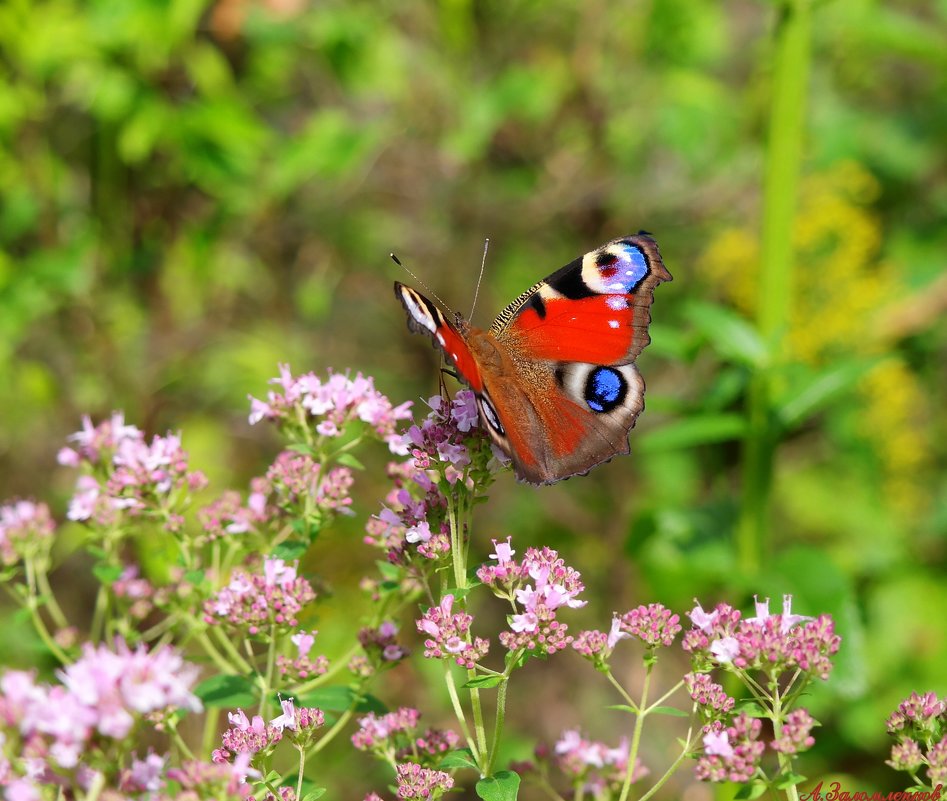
297 685 387 714
733 780 767 799
733 701 768 717
444 586 472 601
184 569 205 586
376 561 402 581
271 540 309 561
194 674 257 708
646 705 689 717
605 704 637 714
286 443 317 456
303 790 327 801
639 414 747 452
686 301 770 366
475 770 521 801
462 676 503 689
774 359 877 430
775 773 806 790
438 749 480 770
92 563 124 585
335 452 365 470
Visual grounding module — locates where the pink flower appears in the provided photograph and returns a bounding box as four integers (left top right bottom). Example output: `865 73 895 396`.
695 713 764 783
0 499 55 565
248 367 412 454
416 595 489 669
703 730 734 758
204 560 316 634
615 604 681 648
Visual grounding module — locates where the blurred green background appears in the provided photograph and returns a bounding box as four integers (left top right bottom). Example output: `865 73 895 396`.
1 0 946 795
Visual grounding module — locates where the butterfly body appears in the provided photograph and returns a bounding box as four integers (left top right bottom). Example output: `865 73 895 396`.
396 234 671 485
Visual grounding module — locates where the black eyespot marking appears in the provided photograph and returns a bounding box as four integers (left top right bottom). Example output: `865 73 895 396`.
526 293 547 319
548 256 595 299
595 251 618 268
584 367 627 414
478 395 505 436
554 366 566 387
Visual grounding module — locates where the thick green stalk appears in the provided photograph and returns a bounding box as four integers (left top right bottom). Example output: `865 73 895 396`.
739 0 813 572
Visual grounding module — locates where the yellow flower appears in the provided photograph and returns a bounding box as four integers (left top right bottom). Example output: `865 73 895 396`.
699 160 930 513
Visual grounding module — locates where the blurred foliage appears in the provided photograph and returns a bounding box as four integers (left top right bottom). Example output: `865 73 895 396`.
1 0 946 796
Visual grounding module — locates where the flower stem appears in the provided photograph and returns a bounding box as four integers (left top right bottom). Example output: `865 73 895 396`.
444 664 480 761
618 661 653 801
486 675 509 775
771 686 800 801
738 0 814 573
296 744 306 800
636 724 695 801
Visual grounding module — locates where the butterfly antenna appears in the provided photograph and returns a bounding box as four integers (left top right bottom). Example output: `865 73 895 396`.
390 253 451 312
469 238 490 322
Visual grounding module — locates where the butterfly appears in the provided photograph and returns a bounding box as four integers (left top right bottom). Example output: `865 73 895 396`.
395 234 671 485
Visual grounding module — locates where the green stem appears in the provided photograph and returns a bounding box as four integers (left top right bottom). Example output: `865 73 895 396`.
604 669 640 713
296 745 306 800
259 624 278 717
310 705 356 755
486 676 509 775
738 0 814 573
196 630 243 674
643 679 684 713
618 661 653 801
636 724 695 801
771 686 800 801
35 566 68 629
444 665 480 761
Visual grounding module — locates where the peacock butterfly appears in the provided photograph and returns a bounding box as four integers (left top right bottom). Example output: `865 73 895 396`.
395 234 671 485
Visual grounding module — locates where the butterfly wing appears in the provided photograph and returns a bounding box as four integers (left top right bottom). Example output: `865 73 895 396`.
478 234 671 483
394 282 485 393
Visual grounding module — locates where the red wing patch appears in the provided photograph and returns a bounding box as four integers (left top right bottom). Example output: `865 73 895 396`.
506 295 636 364
434 322 484 392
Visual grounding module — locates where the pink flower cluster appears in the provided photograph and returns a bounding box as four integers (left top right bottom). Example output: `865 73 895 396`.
478 539 585 656
403 392 480 477
416 594 489 669
684 672 734 715
112 564 157 621
695 713 765 782
213 701 325 767
365 392 496 564
213 710 284 763
164 756 258 799
771 709 816 754
887 691 946 736
352 707 421 751
886 691 947 785
612 604 681 648
265 451 354 516
276 630 329 680
683 595 841 680
60 412 207 532
0 499 55 565
522 729 647 796
352 707 461 771
204 558 315 634
199 483 269 540
394 762 454 800
0 639 201 792
248 365 412 453
357 621 409 668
